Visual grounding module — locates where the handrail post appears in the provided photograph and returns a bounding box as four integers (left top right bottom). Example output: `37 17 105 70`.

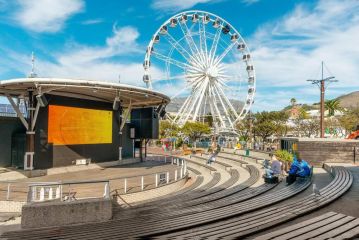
49 187 53 200
40 187 44 201
104 182 110 199
6 183 10 200
27 186 32 203
60 185 63 201
141 176 144 191
125 178 128 193
55 186 60 199
155 173 158 187
166 172 169 184
175 170 178 181
32 186 37 201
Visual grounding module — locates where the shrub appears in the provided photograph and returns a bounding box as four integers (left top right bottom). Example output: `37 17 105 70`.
274 149 293 162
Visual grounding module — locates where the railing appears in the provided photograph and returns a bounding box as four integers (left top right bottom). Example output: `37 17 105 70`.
0 181 59 202
0 104 27 117
113 156 187 194
1 155 188 203
26 180 110 203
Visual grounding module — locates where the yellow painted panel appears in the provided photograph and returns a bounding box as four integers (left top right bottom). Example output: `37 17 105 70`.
48 105 112 145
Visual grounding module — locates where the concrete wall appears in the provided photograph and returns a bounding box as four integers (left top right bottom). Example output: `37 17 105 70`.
297 139 359 167
21 198 112 229
0 201 25 212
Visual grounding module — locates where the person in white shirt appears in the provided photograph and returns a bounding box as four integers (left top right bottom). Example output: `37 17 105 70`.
271 155 282 175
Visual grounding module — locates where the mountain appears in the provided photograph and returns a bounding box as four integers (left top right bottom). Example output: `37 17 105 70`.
336 91 359 109
281 91 359 112
166 97 244 114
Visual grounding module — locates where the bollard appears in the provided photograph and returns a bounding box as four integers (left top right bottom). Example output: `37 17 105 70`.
171 158 174 165
177 159 180 166
180 167 183 178
175 170 178 181
155 173 158 187
141 176 144 191
124 178 127 194
166 172 169 184
164 156 167 163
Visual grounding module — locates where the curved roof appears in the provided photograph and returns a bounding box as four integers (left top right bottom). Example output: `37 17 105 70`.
0 78 170 108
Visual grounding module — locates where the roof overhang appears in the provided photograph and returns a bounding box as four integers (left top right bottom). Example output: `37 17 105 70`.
0 78 170 108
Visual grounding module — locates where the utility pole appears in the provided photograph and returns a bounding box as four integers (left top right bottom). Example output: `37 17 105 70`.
307 61 337 138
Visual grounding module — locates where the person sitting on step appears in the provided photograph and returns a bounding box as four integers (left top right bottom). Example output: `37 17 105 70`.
286 155 311 185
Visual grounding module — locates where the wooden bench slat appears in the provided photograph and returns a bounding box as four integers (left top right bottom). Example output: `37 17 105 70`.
288 215 355 240
330 225 359 240
314 218 359 240
253 211 339 240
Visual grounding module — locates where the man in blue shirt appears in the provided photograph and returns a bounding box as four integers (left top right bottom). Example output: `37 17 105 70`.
286 155 311 185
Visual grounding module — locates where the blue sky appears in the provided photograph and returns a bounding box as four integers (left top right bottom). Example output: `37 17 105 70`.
0 0 358 111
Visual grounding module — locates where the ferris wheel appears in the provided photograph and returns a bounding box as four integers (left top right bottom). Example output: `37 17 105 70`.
143 10 256 134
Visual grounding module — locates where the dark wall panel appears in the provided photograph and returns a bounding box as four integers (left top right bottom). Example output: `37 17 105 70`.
121 123 133 158
0 117 26 167
131 107 159 139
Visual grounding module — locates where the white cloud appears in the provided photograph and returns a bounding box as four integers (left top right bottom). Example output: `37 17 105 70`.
151 0 219 11
1 25 150 86
248 0 359 110
81 19 103 25
241 0 260 5
14 0 84 33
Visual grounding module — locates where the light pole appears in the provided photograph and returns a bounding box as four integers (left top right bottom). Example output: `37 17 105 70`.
307 61 338 138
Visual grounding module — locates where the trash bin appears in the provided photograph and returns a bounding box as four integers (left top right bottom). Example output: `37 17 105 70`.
246 149 250 156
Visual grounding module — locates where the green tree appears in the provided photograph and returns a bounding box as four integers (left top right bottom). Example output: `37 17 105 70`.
159 120 179 139
290 98 297 107
338 106 359 134
292 107 319 137
181 121 211 148
236 115 252 142
325 99 342 117
252 111 288 145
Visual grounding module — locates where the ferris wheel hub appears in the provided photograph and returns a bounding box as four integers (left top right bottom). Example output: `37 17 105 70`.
205 66 218 78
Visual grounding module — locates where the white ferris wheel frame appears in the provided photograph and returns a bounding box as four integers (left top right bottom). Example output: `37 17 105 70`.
143 10 256 134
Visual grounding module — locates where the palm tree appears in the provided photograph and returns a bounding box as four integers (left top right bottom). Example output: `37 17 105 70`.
325 99 342 117
290 98 297 107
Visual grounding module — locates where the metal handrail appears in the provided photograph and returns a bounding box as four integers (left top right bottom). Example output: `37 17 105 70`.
1 155 188 202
